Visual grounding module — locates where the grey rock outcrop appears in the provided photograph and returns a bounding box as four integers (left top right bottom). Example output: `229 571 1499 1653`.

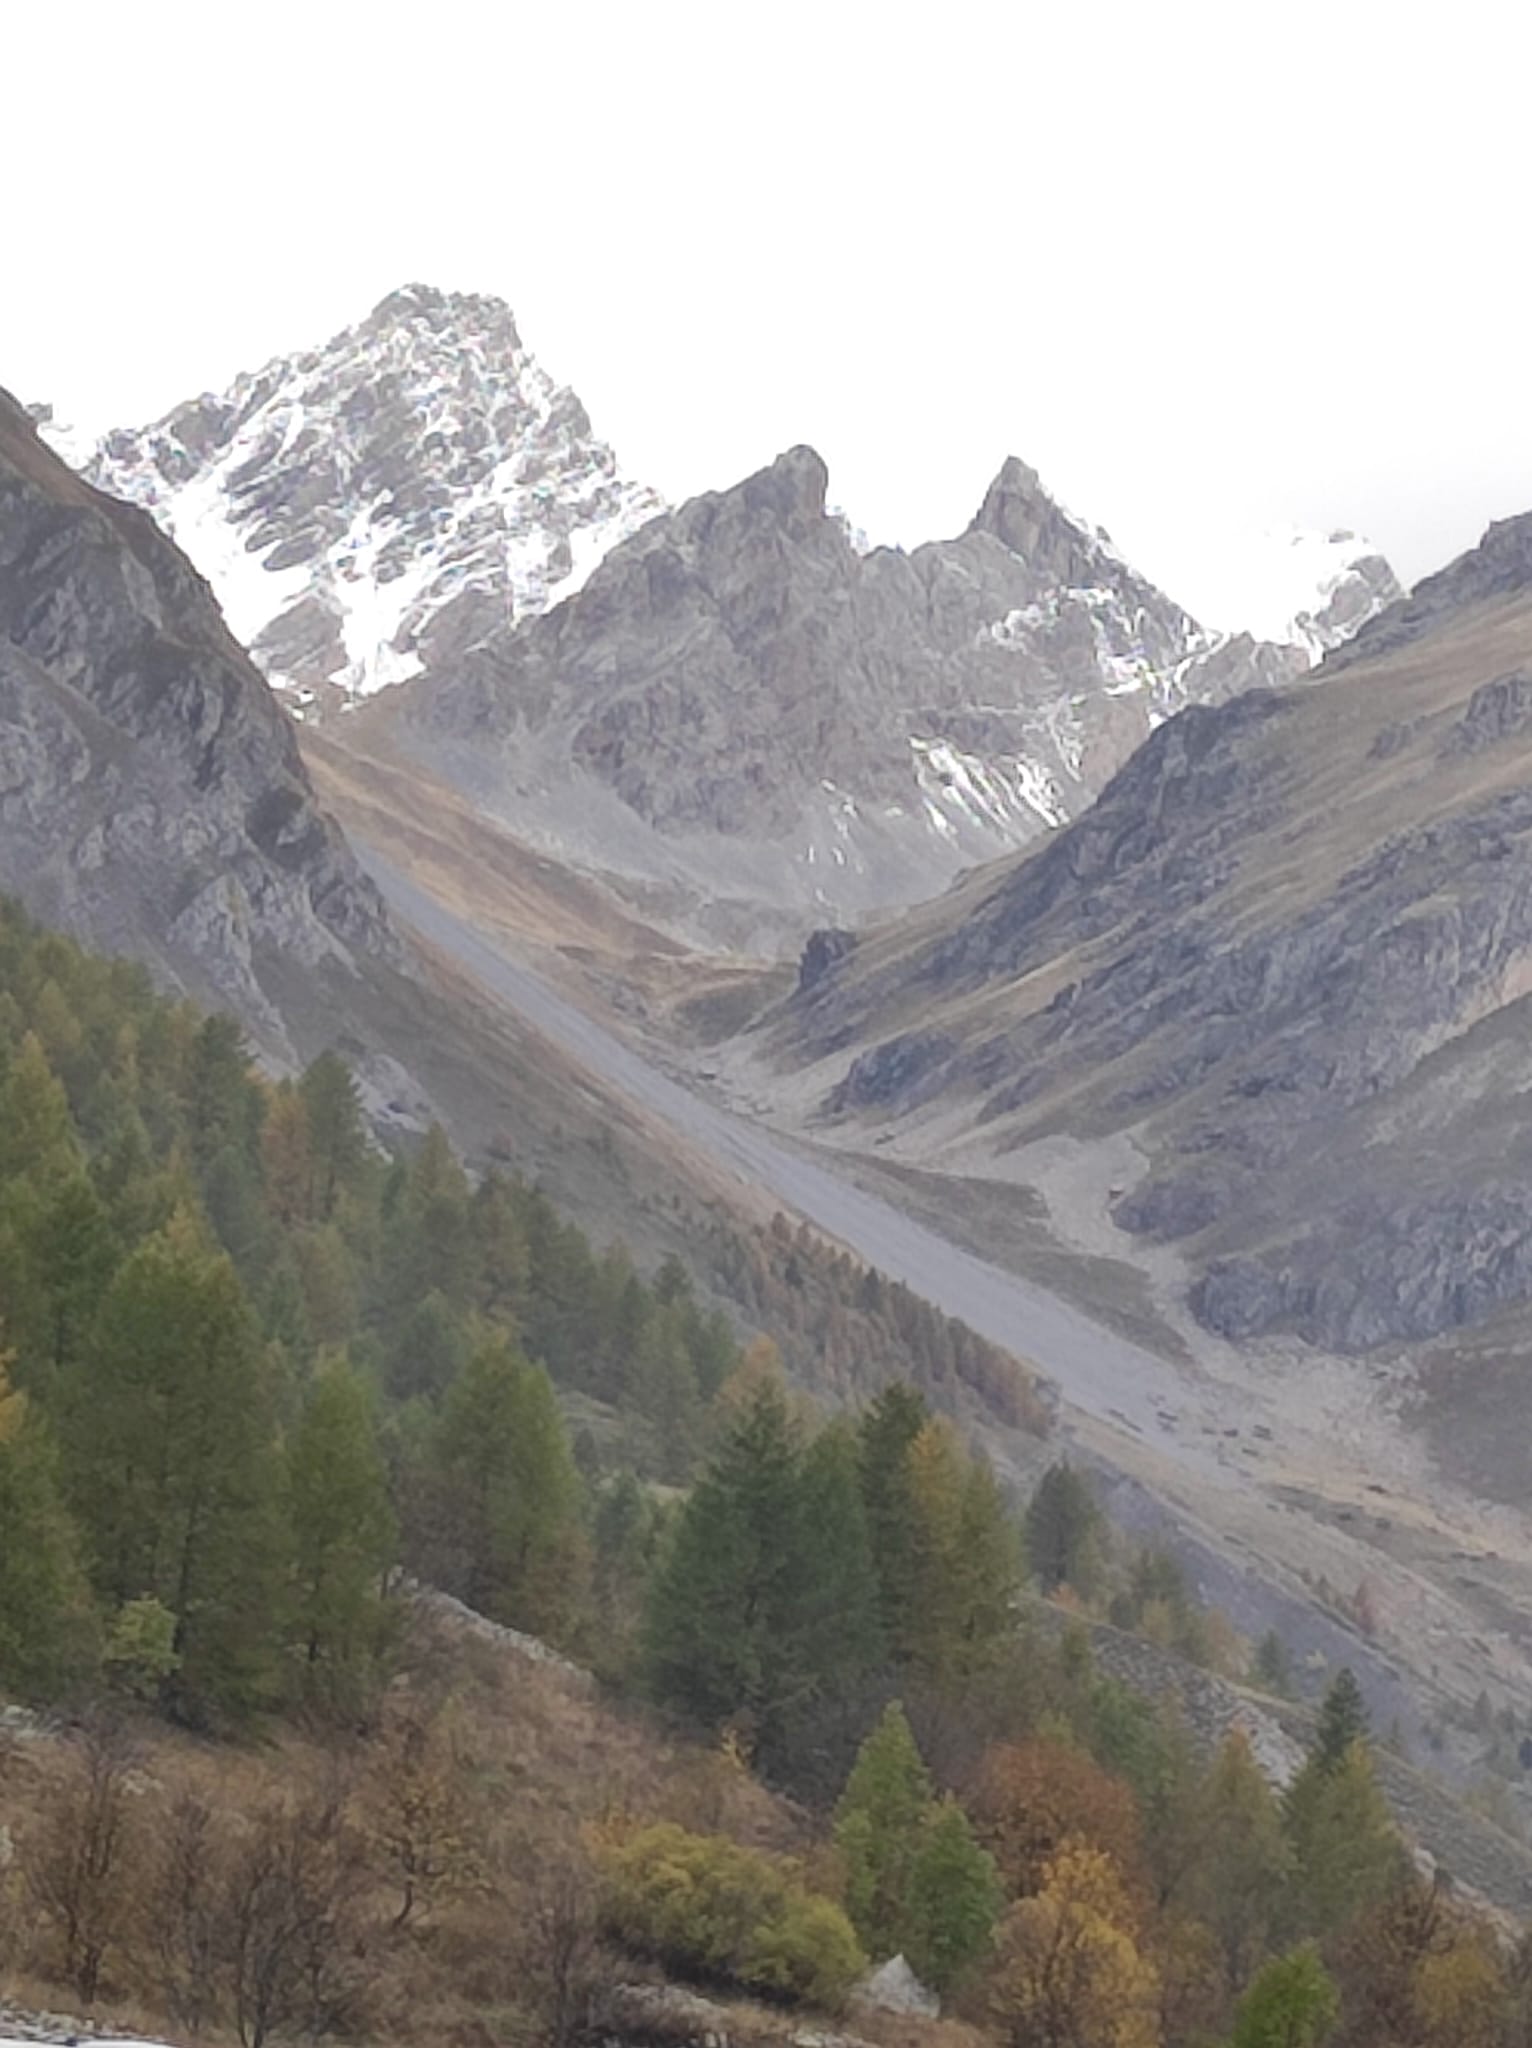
852 1956 939 2019
0 386 393 1055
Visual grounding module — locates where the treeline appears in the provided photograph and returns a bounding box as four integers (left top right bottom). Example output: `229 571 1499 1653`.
705 1214 1051 1434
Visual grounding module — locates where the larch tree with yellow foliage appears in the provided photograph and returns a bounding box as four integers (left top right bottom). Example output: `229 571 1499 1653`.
987 1841 1161 2048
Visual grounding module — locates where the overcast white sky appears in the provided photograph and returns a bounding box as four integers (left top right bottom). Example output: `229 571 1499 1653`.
6 0 1531 624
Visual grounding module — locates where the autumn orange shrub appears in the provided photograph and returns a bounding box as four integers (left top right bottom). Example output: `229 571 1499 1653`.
971 1739 1144 1902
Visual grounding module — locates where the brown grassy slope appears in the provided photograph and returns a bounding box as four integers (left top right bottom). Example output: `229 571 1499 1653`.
0 1604 815 2048
304 727 789 1040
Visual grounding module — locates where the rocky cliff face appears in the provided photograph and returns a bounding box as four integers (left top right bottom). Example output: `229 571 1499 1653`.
779 513 1532 1355
0 386 393 1053
63 286 663 717
360 446 1330 946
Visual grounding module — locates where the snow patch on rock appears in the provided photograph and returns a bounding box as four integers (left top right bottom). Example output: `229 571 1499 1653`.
51 286 665 715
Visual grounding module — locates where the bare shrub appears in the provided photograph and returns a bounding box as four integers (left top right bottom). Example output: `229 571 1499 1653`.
24 1719 138 2004
512 1827 612 2048
145 1787 225 2035
221 1791 371 2048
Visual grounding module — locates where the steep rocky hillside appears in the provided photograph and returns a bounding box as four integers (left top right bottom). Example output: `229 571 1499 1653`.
61 285 663 715
353 446 1359 947
0 385 393 1054
773 511 1532 1372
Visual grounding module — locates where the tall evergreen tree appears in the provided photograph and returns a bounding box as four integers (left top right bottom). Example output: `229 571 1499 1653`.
64 1210 281 1721
796 1421 885 1718
905 1798 1002 1995
286 1358 396 1707
856 1383 927 1656
185 1014 260 1169
1254 1630 1295 1699
0 1032 80 1186
833 1702 933 1961
470 1172 530 1321
1312 1668 1369 1773
1283 1740 1402 1940
644 1379 815 1760
299 1052 367 1220
385 1290 469 1404
22 1171 116 1378
435 1337 586 1638
1025 1460 1103 1595
1184 1730 1293 1992
0 1361 96 1698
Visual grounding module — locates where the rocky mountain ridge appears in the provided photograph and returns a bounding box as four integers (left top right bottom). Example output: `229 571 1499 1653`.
356 443 1391 946
772 507 1532 1392
46 286 1399 945
0 385 393 1055
57 285 663 717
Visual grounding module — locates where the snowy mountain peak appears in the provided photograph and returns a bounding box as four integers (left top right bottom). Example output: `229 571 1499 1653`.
967 458 1401 669
62 286 666 715
1199 525 1404 664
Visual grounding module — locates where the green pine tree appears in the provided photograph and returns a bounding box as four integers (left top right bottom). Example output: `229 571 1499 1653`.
833 1702 933 1960
185 1014 261 1169
286 1358 397 1708
1254 1630 1295 1699
1025 1460 1103 1595
1312 1667 1369 1772
436 1337 587 1639
1185 1730 1293 1991
0 1033 80 1187
469 1171 530 1320
856 1383 928 1656
64 1210 281 1722
0 1364 97 1698
1283 1740 1402 1939
796 1421 885 1715
1229 1943 1339 2048
904 1797 1002 1994
644 1379 815 1760
385 1290 469 1403
299 1051 368 1220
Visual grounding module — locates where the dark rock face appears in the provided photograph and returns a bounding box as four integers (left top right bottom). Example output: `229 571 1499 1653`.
378 445 1310 946
827 1031 958 1114
797 926 858 993
0 387 392 1053
1445 670 1532 756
